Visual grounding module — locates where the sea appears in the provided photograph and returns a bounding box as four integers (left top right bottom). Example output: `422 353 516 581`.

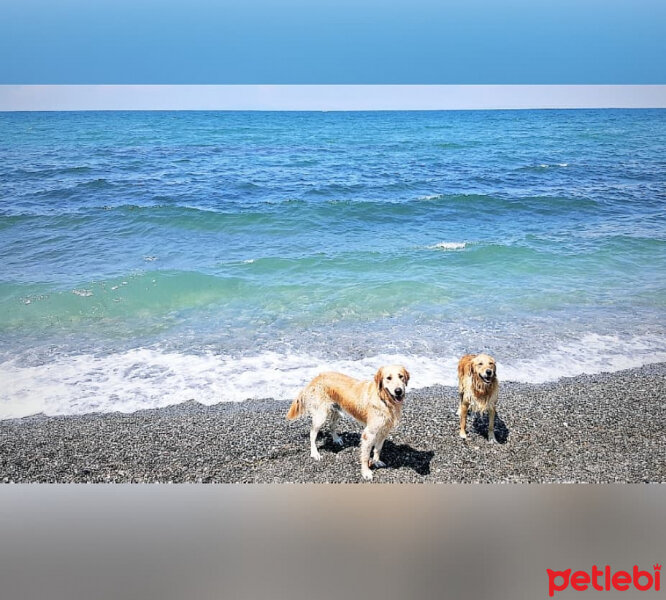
1 109 665 419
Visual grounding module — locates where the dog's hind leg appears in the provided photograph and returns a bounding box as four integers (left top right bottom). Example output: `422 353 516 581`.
329 405 343 446
310 406 328 461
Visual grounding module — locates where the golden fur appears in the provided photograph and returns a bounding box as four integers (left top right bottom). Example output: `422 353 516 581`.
457 353 499 442
287 365 410 480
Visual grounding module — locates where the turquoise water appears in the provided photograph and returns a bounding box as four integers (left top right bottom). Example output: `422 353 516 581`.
1 110 665 417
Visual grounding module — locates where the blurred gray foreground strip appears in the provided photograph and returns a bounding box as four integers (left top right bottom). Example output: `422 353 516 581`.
0 486 664 600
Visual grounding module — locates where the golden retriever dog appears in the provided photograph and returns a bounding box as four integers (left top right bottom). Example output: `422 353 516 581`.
286 365 410 480
457 353 499 442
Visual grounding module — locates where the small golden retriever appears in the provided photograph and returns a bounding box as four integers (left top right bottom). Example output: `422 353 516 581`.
457 353 500 442
286 365 410 480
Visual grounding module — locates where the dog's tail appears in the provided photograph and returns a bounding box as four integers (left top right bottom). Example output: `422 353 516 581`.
286 390 306 420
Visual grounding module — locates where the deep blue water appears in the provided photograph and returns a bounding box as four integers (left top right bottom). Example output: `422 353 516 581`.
1 109 665 417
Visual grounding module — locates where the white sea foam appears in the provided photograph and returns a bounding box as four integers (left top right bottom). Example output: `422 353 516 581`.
428 241 467 250
1 333 665 420
72 289 93 297
497 333 666 384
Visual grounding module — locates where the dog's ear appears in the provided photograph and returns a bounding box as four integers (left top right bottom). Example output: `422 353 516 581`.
374 367 384 390
401 367 410 385
466 356 475 378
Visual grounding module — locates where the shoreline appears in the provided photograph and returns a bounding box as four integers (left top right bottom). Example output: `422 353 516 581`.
1 363 665 483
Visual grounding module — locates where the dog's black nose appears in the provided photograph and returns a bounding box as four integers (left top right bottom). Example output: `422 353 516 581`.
395 388 404 396
485 369 493 377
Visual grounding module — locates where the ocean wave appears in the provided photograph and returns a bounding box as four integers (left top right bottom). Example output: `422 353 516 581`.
29 177 116 199
8 165 96 179
1 333 665 419
427 241 467 250
434 142 466 149
517 163 570 172
0 193 599 223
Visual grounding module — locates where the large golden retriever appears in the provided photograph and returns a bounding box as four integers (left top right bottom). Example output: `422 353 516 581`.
457 353 499 442
286 365 410 480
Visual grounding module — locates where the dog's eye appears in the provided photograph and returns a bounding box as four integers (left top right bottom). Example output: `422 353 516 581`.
387 376 392 380
398 374 404 379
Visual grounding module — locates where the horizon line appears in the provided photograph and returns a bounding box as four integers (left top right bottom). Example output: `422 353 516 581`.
2 85 666 112
3 107 666 114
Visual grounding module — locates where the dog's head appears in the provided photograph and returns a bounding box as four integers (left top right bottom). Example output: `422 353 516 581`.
467 353 497 385
374 365 410 404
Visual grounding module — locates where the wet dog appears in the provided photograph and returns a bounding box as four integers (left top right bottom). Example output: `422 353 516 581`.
286 365 410 480
457 353 499 442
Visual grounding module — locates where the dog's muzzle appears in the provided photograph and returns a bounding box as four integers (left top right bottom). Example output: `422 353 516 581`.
393 388 405 402
480 373 495 384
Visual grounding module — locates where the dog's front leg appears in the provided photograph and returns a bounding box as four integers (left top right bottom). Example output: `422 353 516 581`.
487 404 497 443
458 400 469 439
360 427 377 480
370 433 387 469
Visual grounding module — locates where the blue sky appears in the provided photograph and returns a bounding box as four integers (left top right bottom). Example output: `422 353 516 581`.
2 1 665 84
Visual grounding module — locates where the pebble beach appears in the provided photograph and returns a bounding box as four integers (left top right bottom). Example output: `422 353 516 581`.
2 363 664 484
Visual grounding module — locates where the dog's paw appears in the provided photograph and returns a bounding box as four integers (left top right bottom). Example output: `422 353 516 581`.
370 460 386 469
311 450 322 461
332 435 343 446
459 431 467 440
488 435 497 444
361 470 374 481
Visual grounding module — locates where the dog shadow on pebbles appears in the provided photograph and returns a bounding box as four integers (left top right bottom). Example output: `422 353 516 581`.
319 432 435 477
471 413 510 444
